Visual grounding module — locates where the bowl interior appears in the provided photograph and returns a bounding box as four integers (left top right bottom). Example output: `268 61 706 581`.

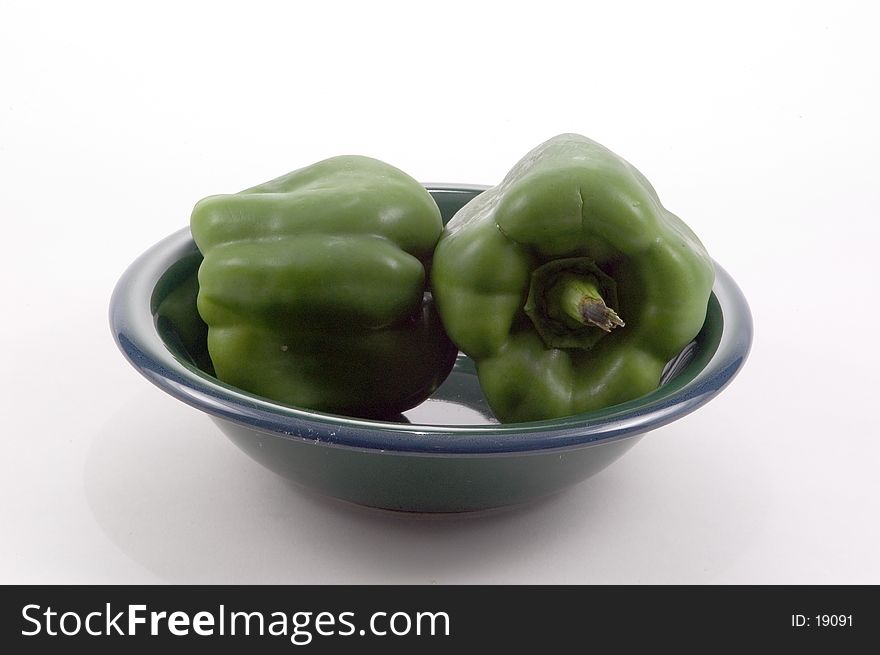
150 187 723 427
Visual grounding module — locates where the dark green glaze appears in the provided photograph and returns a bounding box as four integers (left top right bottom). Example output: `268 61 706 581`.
217 418 642 513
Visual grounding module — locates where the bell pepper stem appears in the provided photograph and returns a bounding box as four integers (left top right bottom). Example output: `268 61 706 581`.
551 274 625 332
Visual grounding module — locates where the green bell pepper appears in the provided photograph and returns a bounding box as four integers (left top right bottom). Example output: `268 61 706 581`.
190 156 457 419
432 134 715 423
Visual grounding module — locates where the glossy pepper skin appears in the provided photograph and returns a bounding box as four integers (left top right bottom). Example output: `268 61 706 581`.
432 134 715 423
190 156 458 419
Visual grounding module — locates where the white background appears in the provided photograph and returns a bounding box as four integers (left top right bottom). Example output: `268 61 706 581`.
2 0 878 583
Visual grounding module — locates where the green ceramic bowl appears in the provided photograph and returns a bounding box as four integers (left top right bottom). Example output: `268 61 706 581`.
110 185 752 512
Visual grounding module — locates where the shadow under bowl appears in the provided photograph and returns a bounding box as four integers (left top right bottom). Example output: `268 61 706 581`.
110 185 753 512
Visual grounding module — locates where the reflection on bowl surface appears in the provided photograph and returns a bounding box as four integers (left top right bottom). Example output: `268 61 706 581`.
111 185 752 512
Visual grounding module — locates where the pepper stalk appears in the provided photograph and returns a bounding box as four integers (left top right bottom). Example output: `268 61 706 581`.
547 273 625 333
523 257 625 350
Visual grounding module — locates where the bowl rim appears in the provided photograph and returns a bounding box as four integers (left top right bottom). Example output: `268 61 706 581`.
109 184 752 455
